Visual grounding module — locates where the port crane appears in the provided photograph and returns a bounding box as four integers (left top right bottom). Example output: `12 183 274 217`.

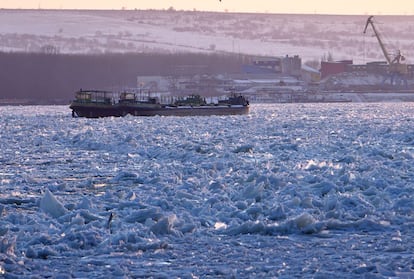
363 16 408 87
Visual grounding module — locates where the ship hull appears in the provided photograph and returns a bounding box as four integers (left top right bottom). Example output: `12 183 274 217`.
70 103 123 118
71 103 249 118
146 105 249 117
70 90 249 118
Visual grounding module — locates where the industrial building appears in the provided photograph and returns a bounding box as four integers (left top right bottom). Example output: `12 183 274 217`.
135 54 320 103
321 60 414 79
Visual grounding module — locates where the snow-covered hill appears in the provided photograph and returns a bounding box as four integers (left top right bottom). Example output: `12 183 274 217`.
1 9 414 64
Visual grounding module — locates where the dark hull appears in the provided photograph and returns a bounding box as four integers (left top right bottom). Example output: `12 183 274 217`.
70 103 123 118
124 104 249 117
71 103 249 118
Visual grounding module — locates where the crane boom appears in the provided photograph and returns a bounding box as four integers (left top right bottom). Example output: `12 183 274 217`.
363 16 392 64
363 15 407 77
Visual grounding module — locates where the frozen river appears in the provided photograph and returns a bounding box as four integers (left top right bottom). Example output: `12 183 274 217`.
1 103 414 278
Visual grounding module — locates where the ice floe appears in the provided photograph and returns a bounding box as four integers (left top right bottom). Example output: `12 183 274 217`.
0 104 414 277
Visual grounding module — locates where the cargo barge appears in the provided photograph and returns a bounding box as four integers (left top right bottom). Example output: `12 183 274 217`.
70 90 249 118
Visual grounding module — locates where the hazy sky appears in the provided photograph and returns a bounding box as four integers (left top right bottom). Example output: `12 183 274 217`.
2 0 414 15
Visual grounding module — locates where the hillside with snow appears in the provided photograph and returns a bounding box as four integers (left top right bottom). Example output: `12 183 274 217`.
1 9 414 64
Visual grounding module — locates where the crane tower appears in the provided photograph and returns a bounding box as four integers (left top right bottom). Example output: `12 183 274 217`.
363 16 408 87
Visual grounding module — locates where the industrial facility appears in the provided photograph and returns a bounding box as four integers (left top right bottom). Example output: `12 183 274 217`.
136 16 414 103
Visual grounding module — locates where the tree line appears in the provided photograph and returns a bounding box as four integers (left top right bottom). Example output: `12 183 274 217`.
0 52 246 104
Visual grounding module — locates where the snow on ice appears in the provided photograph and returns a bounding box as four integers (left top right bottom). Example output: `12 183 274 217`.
0 103 414 278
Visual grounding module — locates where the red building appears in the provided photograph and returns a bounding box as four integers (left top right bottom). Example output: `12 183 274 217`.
320 60 353 79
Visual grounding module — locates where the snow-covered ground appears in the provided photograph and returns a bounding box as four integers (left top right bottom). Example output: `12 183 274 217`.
1 104 414 277
1 10 414 63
